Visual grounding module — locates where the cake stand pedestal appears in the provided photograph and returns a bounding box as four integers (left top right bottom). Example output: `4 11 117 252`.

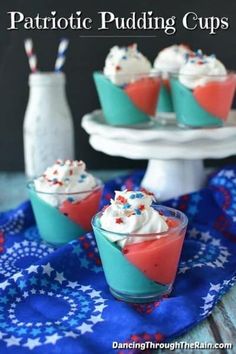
82 110 236 200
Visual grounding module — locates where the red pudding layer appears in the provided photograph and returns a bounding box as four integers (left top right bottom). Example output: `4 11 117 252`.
124 77 161 116
193 74 236 120
60 188 102 231
123 218 185 285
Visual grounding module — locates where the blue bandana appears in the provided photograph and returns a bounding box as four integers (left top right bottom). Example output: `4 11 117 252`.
0 167 235 353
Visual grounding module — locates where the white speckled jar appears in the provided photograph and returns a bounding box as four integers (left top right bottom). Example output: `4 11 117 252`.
23 72 75 178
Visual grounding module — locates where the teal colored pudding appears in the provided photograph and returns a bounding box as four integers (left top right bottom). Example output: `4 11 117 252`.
170 78 223 128
93 72 150 126
92 216 169 302
28 183 86 246
156 84 174 114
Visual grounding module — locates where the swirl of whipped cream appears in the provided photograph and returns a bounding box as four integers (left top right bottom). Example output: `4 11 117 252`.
179 50 227 89
103 44 151 86
34 159 97 207
100 190 168 247
153 44 192 75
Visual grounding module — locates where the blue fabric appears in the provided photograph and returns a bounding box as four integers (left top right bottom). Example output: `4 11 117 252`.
0 167 236 354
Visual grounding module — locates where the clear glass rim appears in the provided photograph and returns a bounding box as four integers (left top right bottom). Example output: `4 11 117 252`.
27 178 103 196
170 70 235 78
95 70 161 79
92 204 188 238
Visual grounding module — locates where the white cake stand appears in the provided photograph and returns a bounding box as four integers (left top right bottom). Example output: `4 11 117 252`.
82 110 236 200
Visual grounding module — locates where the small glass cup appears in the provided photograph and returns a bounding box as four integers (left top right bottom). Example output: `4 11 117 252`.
155 72 176 124
92 205 188 303
93 71 161 126
170 71 236 128
28 179 103 246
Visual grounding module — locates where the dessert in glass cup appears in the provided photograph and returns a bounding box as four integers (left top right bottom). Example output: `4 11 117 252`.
92 190 188 303
28 159 103 246
94 44 161 126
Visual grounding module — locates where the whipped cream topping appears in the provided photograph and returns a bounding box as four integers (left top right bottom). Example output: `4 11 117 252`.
153 44 192 75
179 50 227 89
34 159 97 207
103 44 151 86
100 190 168 247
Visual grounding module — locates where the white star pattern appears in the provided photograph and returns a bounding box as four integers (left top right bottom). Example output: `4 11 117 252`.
11 271 24 281
23 338 41 350
0 263 107 349
0 241 54 277
26 265 39 274
88 290 101 298
189 228 199 238
200 278 230 317
5 335 21 347
45 333 62 344
209 283 221 292
94 303 107 312
65 331 78 338
200 232 211 242
42 263 54 276
89 314 104 324
68 281 78 289
202 293 215 303
55 272 66 284
80 285 92 292
77 323 93 334
0 280 10 290
179 231 231 274
224 170 235 178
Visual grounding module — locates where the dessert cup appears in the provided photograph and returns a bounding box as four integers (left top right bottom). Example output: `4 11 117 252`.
92 205 188 303
171 72 236 128
155 77 175 124
94 72 161 126
28 179 103 246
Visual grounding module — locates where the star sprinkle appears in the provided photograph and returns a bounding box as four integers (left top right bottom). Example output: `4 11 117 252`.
115 218 123 224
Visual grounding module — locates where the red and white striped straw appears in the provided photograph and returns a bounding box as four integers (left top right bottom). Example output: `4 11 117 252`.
24 39 38 73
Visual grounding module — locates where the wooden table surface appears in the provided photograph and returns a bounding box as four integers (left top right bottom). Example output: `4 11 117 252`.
0 172 235 354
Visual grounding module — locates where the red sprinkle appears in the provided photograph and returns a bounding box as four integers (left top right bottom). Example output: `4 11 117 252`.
117 195 127 204
141 188 154 196
53 170 58 175
115 217 123 224
69 169 73 176
139 204 145 211
115 65 121 71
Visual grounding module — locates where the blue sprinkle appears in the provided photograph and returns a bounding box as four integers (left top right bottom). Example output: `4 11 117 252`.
135 208 141 215
136 193 144 199
123 203 131 209
130 194 136 199
67 197 74 202
81 174 87 179
52 178 57 182
184 53 189 61
122 56 127 60
64 178 70 182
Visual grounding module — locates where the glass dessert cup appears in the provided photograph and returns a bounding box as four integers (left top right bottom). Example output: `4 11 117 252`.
155 74 176 124
93 71 161 127
92 205 188 303
170 71 236 128
28 179 103 246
